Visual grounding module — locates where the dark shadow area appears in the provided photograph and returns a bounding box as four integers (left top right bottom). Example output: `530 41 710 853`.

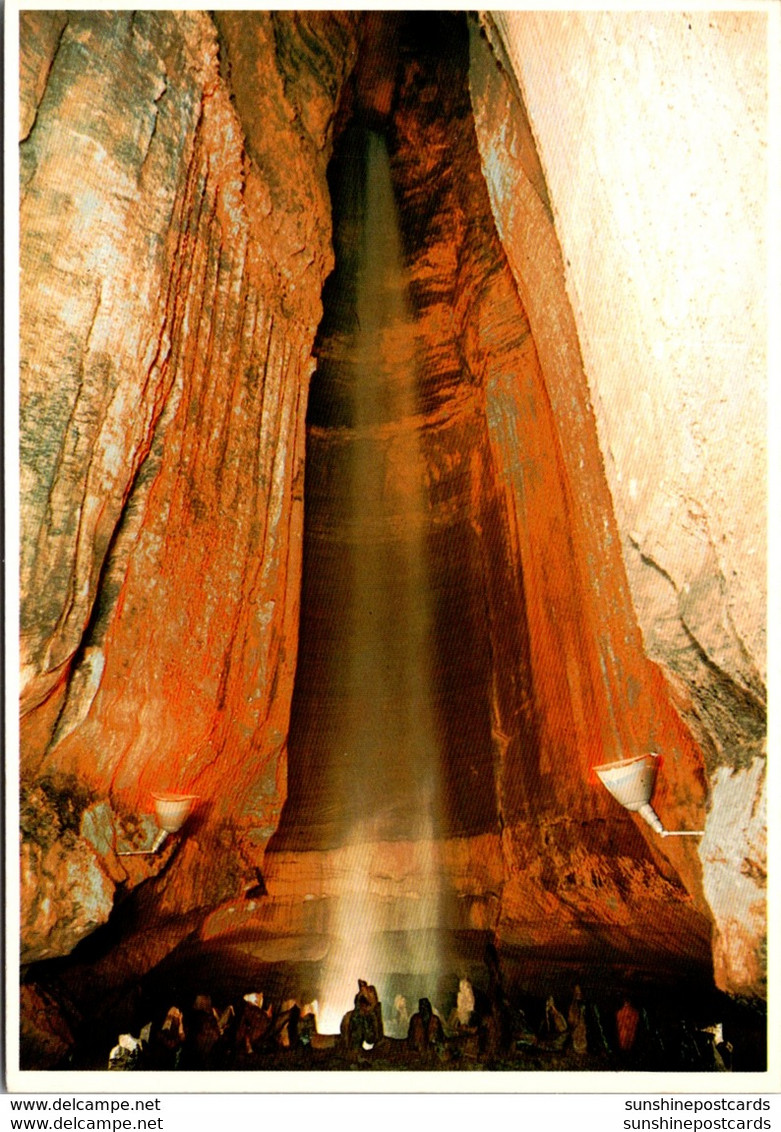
22 929 766 1073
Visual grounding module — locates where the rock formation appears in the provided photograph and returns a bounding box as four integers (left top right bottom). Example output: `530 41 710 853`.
471 11 767 998
16 10 766 1066
20 9 361 963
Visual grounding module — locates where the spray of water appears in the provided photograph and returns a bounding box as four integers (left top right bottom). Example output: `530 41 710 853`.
315 130 446 1034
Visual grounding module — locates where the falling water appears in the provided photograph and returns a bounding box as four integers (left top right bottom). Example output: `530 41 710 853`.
314 130 447 1034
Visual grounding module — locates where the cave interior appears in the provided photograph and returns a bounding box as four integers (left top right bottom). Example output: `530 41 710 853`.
17 10 767 1073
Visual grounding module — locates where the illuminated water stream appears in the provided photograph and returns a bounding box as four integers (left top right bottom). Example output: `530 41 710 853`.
308 129 446 1032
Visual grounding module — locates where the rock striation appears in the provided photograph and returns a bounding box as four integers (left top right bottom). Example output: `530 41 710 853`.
470 10 767 998
19 9 360 961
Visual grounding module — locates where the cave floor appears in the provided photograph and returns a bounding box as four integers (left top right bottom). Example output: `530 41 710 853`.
26 936 766 1074
86 1028 767 1075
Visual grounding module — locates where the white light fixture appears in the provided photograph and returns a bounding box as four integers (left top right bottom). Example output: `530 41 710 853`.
118 792 199 856
594 754 703 837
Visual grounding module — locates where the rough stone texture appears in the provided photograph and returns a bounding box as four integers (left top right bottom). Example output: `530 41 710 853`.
481 11 767 704
470 11 766 998
20 780 116 964
19 10 360 959
699 759 767 997
20 776 199 964
20 10 210 734
18 10 69 143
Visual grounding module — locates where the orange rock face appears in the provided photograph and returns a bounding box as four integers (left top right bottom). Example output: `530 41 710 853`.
19 10 360 955
468 16 765 998
17 10 758 1032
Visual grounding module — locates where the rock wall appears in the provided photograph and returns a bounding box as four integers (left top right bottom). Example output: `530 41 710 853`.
19 10 360 962
471 11 767 996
